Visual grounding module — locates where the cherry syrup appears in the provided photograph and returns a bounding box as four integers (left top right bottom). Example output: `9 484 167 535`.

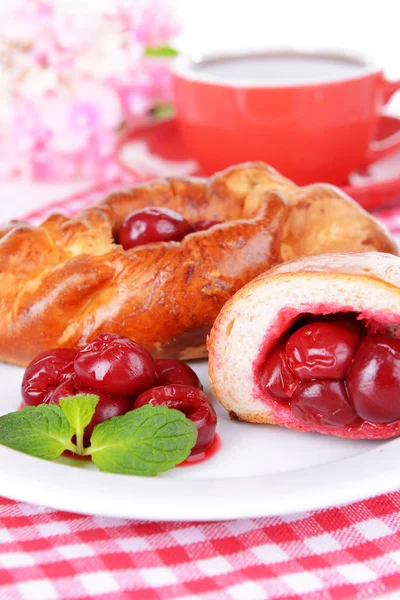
176 433 221 467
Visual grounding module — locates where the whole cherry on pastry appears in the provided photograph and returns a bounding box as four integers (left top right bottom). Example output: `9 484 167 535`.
286 322 361 381
119 207 193 249
346 335 400 423
192 220 222 232
21 348 77 406
50 379 131 445
74 333 155 397
154 358 203 389
134 384 217 454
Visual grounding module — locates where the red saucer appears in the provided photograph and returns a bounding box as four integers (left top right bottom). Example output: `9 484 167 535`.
116 115 400 211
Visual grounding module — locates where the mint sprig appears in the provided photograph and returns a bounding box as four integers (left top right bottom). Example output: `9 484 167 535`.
0 405 74 460
59 394 99 454
0 395 198 476
89 405 198 476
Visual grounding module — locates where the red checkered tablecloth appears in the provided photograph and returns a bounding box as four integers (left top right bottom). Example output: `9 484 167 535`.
2 180 400 600
1 493 400 600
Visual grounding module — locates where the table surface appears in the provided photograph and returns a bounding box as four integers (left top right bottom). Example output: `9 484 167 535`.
0 180 89 223
1 179 399 600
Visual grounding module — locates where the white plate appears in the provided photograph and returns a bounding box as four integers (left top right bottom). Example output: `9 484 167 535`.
1 359 400 521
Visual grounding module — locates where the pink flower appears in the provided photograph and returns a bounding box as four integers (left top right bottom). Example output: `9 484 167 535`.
127 0 181 46
0 0 180 181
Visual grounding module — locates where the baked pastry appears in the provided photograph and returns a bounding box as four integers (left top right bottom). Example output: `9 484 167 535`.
234 164 397 260
0 165 287 366
0 162 396 367
208 252 400 439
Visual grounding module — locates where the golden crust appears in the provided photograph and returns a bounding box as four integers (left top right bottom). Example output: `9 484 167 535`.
0 163 287 366
281 184 398 260
1 162 397 366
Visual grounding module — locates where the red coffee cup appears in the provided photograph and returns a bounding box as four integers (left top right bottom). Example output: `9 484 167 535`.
172 48 400 185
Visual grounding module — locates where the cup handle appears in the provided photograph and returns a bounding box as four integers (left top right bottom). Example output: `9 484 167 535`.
365 79 400 163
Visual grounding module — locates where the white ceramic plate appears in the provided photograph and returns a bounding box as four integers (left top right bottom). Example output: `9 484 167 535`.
1 359 400 521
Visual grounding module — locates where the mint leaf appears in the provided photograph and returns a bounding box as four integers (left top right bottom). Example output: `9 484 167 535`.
144 44 178 57
59 394 99 455
0 405 73 459
89 405 197 476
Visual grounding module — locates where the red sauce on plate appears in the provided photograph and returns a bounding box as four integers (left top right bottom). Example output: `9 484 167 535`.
62 450 91 461
177 433 221 467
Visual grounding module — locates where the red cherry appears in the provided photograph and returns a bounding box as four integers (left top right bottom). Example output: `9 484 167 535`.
291 380 358 428
192 220 222 231
74 333 155 397
134 384 217 454
119 207 193 249
286 322 360 381
49 378 78 404
346 335 400 423
50 379 131 446
154 359 203 389
21 348 77 406
259 340 299 400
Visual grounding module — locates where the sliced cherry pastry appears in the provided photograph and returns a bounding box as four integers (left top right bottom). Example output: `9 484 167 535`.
346 334 400 423
134 384 217 454
119 207 193 249
50 379 132 445
154 358 203 389
259 339 298 400
21 348 77 406
74 333 155 397
286 321 361 381
192 220 222 231
291 380 358 428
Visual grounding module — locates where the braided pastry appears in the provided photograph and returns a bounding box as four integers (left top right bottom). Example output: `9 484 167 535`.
0 163 396 366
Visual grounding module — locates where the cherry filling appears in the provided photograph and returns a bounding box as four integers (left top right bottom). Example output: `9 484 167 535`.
347 336 400 423
291 381 357 428
260 316 400 429
118 207 222 250
286 322 361 381
259 339 298 400
134 384 217 454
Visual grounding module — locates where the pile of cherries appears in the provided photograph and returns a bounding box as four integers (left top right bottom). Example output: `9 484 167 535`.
21 333 217 454
118 207 221 250
260 315 400 429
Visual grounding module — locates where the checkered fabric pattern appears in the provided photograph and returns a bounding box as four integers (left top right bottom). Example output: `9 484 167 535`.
20 176 134 226
1 180 400 600
2 493 400 600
